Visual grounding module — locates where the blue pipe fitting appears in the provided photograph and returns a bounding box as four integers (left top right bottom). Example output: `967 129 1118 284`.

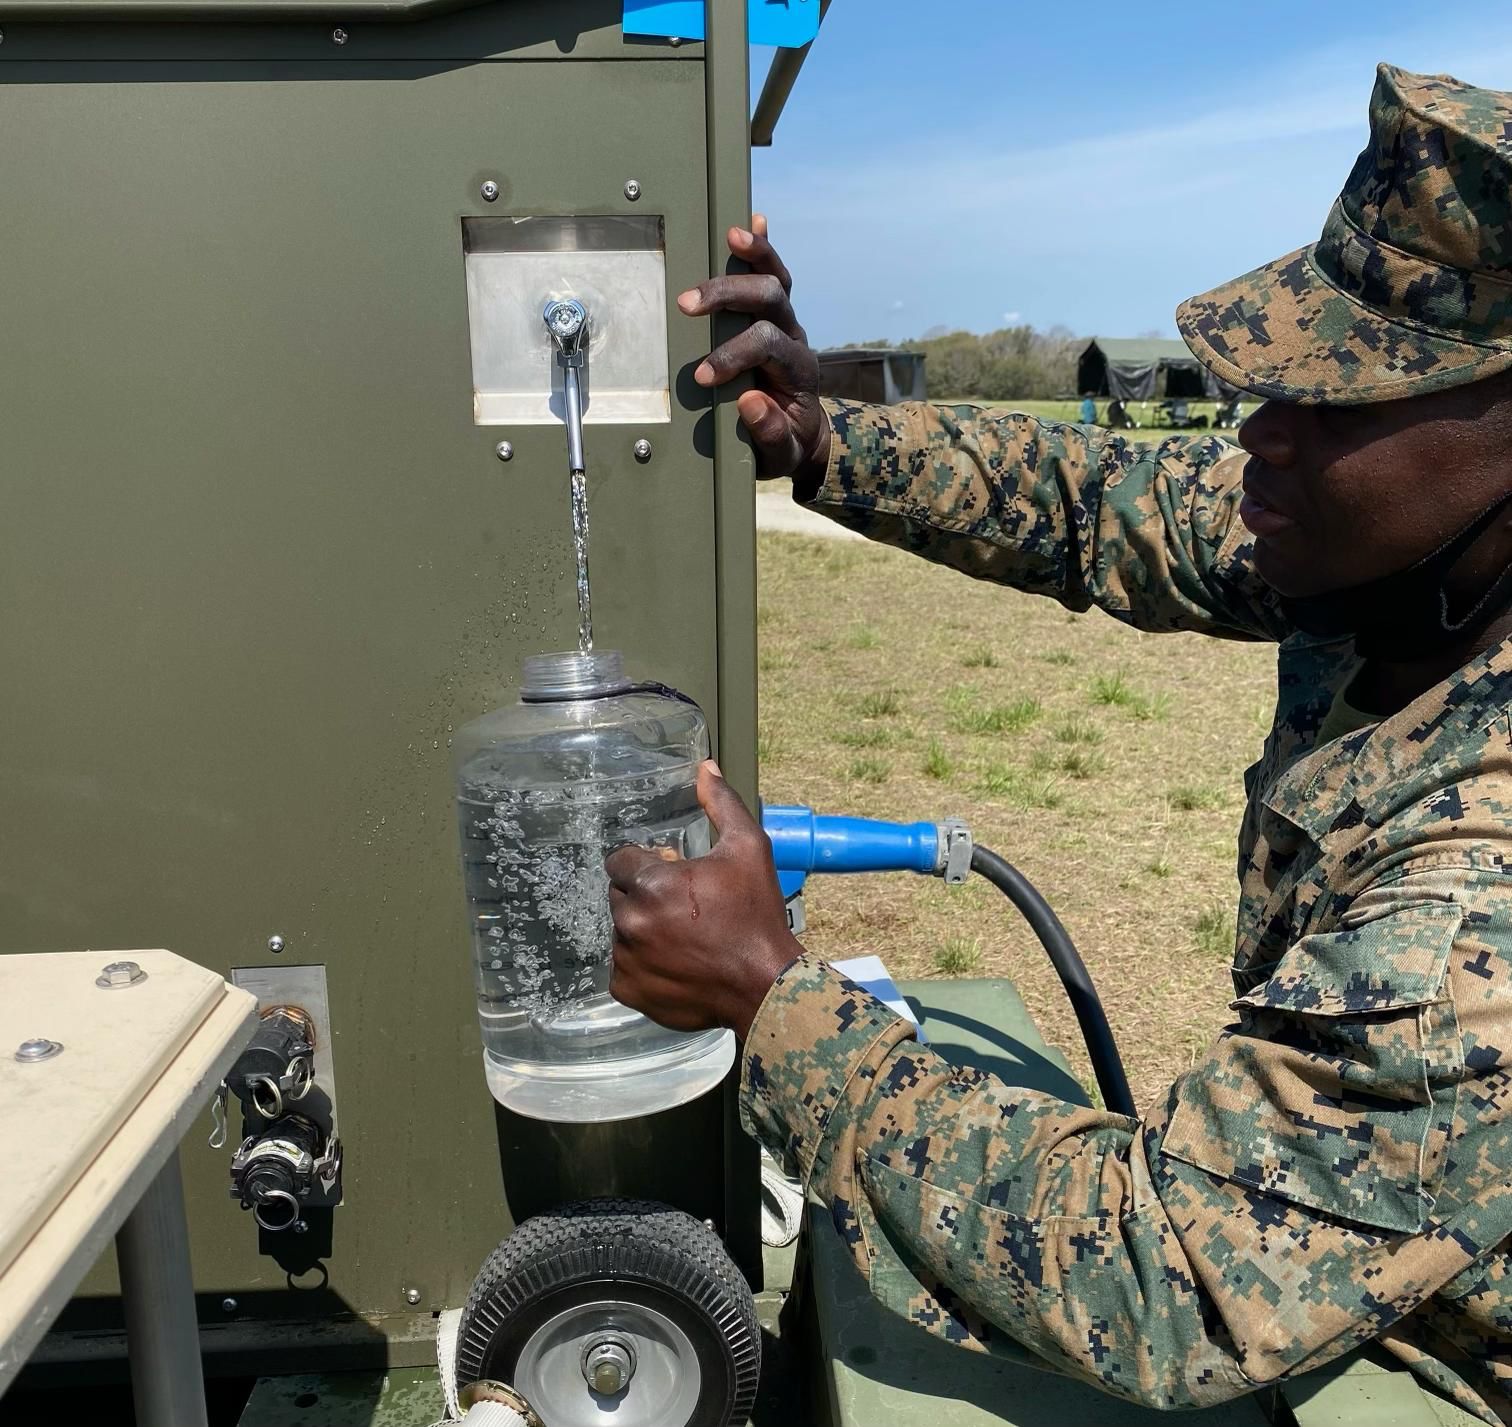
762 804 969 899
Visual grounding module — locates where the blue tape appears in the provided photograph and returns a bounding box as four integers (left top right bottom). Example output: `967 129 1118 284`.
622 0 821 47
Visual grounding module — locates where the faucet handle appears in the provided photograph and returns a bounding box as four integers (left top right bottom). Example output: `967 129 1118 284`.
543 299 589 366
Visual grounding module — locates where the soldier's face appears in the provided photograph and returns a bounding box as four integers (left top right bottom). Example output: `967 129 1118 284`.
1235 376 1512 601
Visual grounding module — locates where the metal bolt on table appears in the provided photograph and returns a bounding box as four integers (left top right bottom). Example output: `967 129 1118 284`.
96 960 146 989
14 1038 63 1062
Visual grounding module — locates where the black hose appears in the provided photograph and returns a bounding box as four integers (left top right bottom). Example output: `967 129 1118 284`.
969 845 1136 1118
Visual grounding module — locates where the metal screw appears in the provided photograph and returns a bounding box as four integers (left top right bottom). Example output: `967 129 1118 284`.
331 26 348 44
632 438 653 463
293 1219 309 1235
221 1297 238 1314
480 180 500 203
15 1038 63 1063
623 178 642 202
267 934 286 954
404 1287 421 1305
494 441 514 463
668 35 682 47
96 960 146 989
0 29 7 44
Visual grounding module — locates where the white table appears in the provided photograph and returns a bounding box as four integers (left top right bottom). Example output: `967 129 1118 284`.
0 949 258 1426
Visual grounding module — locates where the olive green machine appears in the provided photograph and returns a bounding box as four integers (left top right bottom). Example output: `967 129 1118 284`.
0 0 764 1382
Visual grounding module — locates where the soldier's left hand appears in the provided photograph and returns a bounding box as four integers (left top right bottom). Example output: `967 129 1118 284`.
607 762 802 1040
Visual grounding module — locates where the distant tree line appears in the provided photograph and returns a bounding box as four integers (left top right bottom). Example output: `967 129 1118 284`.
842 325 1082 400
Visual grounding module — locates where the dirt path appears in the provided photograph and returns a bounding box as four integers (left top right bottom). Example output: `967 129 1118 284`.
755 482 864 541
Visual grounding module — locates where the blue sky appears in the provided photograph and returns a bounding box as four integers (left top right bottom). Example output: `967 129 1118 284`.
750 2 1512 348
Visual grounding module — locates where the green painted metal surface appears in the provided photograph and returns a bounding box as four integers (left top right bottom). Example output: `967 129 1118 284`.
2 1 500 20
238 1369 444 1427
1280 1352 1486 1427
0 0 758 1368
0 3 657 62
897 977 1092 1103
703 0 764 1290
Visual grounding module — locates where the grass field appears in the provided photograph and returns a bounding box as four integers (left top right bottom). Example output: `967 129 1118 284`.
947 396 1243 440
756 529 1275 1111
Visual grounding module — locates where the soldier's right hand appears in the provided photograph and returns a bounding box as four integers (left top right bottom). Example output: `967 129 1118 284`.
679 214 831 483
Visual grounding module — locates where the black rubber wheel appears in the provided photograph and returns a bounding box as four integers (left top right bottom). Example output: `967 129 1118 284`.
455 1198 760 1427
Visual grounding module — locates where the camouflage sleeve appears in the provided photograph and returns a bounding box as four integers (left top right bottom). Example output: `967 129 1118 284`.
741 869 1512 1414
801 398 1287 641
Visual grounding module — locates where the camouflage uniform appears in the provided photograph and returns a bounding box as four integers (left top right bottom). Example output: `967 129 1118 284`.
740 67 1512 1423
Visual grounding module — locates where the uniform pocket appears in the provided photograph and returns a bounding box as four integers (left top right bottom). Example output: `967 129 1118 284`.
1163 899 1463 1234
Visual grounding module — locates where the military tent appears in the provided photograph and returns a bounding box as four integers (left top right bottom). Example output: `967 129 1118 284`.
1077 337 1236 401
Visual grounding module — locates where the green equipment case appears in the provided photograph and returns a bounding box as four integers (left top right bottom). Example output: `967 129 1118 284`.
0 0 759 1377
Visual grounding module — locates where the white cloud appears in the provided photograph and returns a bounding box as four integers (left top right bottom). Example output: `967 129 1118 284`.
1002 311 1022 324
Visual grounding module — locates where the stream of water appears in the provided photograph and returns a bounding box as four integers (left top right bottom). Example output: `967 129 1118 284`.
570 466 593 653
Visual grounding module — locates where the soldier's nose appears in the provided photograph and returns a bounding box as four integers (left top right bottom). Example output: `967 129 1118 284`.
1237 401 1298 469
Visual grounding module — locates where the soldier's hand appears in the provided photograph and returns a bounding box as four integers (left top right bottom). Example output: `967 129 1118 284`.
607 761 802 1040
679 214 831 483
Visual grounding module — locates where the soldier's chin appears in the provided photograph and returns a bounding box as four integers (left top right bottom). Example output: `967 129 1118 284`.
1253 539 1332 598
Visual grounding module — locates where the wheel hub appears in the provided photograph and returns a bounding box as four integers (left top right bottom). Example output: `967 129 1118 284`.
582 1335 636 1396
513 1299 701 1427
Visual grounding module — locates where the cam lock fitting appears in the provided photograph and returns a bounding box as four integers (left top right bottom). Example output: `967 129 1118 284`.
223 1006 316 1121
229 1112 342 1233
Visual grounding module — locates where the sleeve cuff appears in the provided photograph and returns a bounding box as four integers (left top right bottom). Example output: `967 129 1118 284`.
738 953 915 1181
797 397 950 527
791 397 855 505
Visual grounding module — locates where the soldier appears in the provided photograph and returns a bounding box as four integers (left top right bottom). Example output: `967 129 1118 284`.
607 65 1512 1421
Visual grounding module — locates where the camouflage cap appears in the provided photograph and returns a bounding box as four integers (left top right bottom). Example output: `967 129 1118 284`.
1177 65 1512 405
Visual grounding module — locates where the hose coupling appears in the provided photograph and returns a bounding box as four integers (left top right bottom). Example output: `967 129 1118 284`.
936 818 973 884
